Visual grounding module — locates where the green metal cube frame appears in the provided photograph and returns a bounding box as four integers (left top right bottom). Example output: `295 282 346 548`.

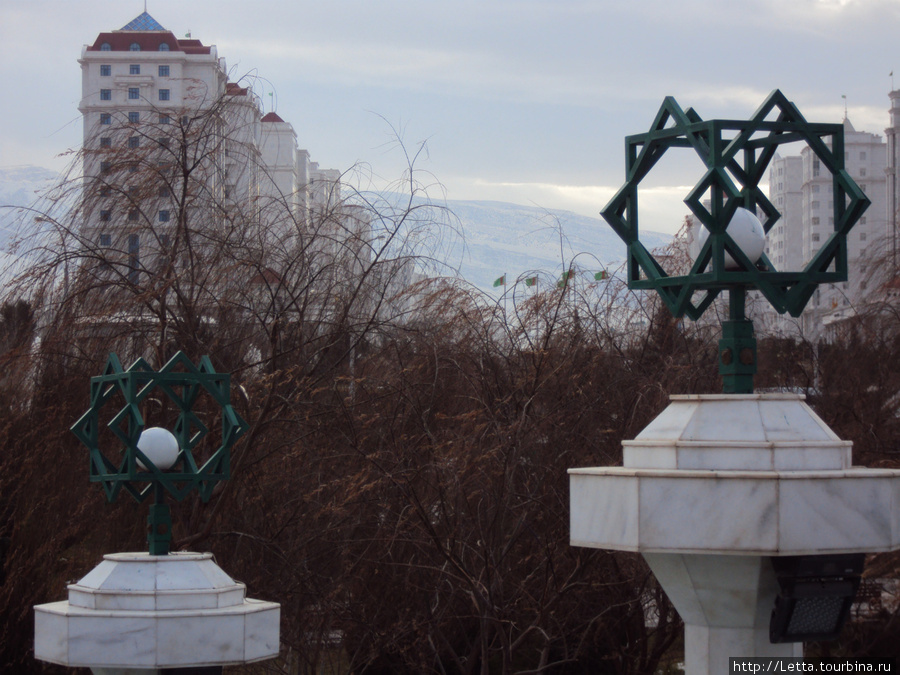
71 352 248 554
601 89 870 321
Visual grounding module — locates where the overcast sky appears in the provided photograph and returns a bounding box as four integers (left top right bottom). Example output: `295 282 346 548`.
2 0 899 234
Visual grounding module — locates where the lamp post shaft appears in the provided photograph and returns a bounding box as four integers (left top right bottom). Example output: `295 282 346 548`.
148 483 172 555
719 288 757 394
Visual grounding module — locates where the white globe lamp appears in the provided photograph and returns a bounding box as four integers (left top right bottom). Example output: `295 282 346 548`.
696 207 766 270
136 427 180 471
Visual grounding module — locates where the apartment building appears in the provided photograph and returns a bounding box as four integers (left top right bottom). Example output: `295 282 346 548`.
78 11 347 277
764 118 887 337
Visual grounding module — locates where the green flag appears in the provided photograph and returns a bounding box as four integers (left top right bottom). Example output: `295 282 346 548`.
557 270 575 288
525 276 538 287
594 270 609 281
493 275 506 287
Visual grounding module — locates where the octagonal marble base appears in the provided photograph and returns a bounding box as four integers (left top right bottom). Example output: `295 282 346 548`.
34 552 279 670
569 394 900 673
570 395 900 556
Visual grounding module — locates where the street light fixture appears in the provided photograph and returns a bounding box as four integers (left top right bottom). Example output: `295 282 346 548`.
769 553 865 643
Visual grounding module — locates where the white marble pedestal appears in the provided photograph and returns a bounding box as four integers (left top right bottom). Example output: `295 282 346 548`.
34 552 280 671
569 394 900 674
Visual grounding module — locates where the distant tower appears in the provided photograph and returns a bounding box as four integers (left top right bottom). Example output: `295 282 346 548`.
886 89 900 267
77 11 227 261
761 119 886 338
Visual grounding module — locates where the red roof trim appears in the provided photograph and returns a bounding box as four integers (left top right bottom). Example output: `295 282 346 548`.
261 112 285 123
88 31 211 54
226 82 249 96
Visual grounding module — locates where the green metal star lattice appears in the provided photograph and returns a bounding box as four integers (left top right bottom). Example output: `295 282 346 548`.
602 89 869 320
71 351 248 553
601 90 869 392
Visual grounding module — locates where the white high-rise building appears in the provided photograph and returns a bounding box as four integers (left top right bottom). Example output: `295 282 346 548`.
78 11 346 271
764 118 886 338
885 90 900 270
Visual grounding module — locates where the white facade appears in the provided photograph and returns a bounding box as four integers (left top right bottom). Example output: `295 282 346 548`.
78 11 347 266
763 118 887 338
885 90 900 273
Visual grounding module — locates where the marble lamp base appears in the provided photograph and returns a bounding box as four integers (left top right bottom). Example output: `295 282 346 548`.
569 394 900 674
34 552 279 671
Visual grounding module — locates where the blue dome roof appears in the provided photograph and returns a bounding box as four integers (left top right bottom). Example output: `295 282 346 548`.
120 12 166 31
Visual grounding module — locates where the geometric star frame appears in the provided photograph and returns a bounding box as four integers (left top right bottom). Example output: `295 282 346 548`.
71 351 248 554
72 351 248 504
601 89 870 320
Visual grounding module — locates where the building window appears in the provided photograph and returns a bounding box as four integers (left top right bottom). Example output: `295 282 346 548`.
860 184 867 192
861 248 866 257
159 210 170 222
99 186 111 197
860 151 867 161
128 111 140 124
812 233 820 242
100 210 111 222
159 65 170 77
811 217 820 225
860 232 867 241
158 89 170 101
100 43 111 51
861 217 867 224
100 89 111 100
130 43 141 51
157 137 170 150
813 158 821 177
160 234 171 247
861 281 868 290
158 185 169 198
158 43 169 51
130 64 140 75
181 116 190 126
99 233 112 246
811 200 820 209
128 210 139 221
128 164 138 173
128 136 140 149
100 113 111 125
159 114 170 124
100 137 111 148
100 161 111 174
100 64 111 76
128 87 140 100
812 184 820 193
128 234 140 284
860 168 867 177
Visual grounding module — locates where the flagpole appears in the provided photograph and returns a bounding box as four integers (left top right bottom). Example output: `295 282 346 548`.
503 272 507 325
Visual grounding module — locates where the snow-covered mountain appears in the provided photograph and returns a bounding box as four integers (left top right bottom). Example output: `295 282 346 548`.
0 165 59 253
436 199 670 293
0 166 671 294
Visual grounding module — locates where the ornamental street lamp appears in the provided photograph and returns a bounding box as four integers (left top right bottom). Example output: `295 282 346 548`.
570 90 900 674
70 351 248 555
35 352 279 673
599 89 869 393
